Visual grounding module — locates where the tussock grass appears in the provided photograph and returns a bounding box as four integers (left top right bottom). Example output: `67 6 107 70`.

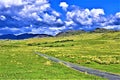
0 38 105 79
26 32 120 74
1 32 120 79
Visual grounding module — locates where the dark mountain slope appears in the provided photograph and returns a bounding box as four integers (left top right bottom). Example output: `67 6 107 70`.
0 33 53 40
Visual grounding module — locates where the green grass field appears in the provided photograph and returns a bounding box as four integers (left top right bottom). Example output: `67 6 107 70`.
1 32 120 79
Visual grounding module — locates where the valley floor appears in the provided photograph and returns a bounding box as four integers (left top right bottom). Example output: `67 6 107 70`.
0 32 120 79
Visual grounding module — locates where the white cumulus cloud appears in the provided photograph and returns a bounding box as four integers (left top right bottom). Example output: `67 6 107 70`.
0 0 23 7
91 9 105 18
103 25 120 29
59 2 69 11
0 0 120 35
0 15 6 21
43 13 56 23
115 12 120 18
52 11 60 17
65 7 106 28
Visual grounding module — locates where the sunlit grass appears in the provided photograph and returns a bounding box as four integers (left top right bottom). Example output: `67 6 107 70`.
0 32 120 79
0 39 105 79
26 32 120 74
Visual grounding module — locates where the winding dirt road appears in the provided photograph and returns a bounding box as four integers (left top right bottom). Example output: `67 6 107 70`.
35 52 120 80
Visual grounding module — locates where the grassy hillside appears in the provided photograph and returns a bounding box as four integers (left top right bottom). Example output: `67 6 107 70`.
56 30 86 36
1 31 120 79
27 32 120 74
0 39 105 79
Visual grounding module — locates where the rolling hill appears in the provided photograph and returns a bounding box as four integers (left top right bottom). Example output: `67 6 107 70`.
0 31 120 79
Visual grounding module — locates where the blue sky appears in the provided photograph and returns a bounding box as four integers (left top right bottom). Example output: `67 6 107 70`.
50 0 120 15
0 0 120 35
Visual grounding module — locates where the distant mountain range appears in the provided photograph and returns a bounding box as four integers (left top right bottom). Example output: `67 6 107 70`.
0 33 53 40
0 28 120 40
56 28 120 36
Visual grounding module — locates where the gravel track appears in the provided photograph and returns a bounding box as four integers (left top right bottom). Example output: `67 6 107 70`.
35 52 120 80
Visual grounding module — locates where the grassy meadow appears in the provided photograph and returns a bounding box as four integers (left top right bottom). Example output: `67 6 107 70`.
0 31 120 79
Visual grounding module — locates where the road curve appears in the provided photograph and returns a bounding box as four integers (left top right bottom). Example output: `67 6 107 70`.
35 52 120 80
